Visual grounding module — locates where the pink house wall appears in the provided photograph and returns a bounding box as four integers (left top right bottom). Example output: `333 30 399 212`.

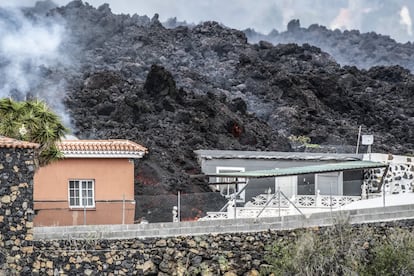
33 158 136 226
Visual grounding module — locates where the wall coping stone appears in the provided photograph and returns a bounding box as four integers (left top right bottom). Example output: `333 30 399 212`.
34 203 414 240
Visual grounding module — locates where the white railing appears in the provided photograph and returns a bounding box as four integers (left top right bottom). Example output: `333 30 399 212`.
245 194 290 208
199 193 361 220
237 207 290 218
198 212 228 221
246 192 361 209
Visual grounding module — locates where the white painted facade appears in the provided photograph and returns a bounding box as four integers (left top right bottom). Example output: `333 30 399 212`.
197 151 414 221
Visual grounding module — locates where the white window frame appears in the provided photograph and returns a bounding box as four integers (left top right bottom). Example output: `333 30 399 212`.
68 179 95 208
215 167 246 202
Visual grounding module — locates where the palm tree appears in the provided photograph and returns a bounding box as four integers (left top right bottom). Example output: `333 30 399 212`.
0 98 69 166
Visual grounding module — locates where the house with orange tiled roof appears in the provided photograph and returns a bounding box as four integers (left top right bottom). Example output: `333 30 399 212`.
33 139 147 226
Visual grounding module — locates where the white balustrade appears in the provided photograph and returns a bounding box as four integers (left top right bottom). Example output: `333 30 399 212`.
198 212 228 221
199 193 361 221
245 193 360 209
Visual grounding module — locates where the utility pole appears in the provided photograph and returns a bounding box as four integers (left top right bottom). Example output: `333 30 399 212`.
356 125 362 154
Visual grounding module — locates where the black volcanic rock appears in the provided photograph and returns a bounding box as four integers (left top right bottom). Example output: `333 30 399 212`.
144 64 179 99
246 19 414 72
11 1 414 220
66 62 291 221
49 1 413 165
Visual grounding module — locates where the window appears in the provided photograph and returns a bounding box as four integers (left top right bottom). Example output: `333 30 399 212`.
215 167 246 202
297 174 315 195
343 170 363 196
69 180 95 208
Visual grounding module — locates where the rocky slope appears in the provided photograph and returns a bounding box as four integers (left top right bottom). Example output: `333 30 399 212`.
12 1 414 220
246 19 414 71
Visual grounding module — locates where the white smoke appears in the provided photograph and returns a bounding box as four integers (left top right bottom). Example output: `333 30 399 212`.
0 9 62 96
0 6 72 127
399 5 412 36
330 0 377 31
52 0 414 42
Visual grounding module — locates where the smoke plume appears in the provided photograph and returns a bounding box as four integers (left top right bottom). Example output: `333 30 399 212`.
400 5 413 36
0 5 72 127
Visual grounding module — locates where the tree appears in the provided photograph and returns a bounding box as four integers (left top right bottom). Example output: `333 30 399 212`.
0 98 69 166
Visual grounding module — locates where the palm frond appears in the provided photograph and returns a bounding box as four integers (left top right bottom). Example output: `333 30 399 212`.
0 115 19 138
0 97 68 166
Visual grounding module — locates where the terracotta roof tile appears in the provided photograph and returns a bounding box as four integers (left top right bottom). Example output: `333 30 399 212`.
57 139 148 158
0 136 40 149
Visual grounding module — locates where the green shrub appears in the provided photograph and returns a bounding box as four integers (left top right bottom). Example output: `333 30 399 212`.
0 98 68 166
362 228 414 276
262 221 371 275
262 222 414 276
288 135 320 149
262 238 296 275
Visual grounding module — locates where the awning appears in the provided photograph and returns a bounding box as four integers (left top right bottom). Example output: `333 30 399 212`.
206 161 388 179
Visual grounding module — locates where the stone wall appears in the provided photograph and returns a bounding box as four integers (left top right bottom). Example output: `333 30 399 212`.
0 147 36 274
364 154 414 193
29 219 414 275
32 232 272 275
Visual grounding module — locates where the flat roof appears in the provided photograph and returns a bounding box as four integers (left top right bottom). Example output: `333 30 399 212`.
194 150 362 161
206 161 387 179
